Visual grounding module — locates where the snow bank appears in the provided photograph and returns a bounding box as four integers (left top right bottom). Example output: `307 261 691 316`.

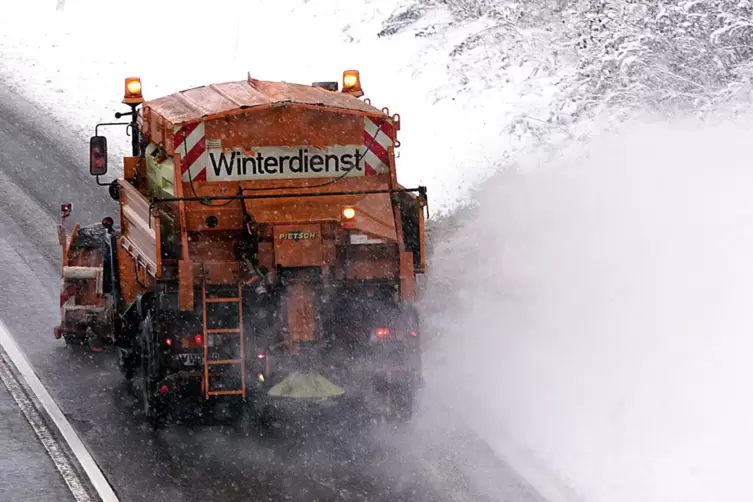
0 0 562 213
423 111 753 502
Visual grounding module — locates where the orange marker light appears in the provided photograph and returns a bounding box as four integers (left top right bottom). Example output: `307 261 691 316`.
123 77 145 105
342 70 363 98
342 206 356 220
126 78 141 96
341 206 356 228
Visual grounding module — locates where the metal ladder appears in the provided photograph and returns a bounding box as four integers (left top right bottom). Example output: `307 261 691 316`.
202 280 246 399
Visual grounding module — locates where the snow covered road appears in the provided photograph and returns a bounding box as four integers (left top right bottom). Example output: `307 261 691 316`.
0 355 77 502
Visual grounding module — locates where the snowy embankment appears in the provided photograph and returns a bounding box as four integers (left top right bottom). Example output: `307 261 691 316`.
4 1 753 502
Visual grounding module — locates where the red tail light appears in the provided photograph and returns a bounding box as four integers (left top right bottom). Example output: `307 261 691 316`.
256 352 266 360
374 328 417 342
181 334 204 349
165 338 173 346
159 384 169 395
376 328 391 340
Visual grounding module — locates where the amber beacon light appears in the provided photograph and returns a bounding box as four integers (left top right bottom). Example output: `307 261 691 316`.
341 70 363 98
342 206 356 219
341 206 356 227
123 77 144 105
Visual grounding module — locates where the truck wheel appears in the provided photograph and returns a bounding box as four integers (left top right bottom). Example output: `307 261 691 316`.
137 309 163 429
117 347 136 380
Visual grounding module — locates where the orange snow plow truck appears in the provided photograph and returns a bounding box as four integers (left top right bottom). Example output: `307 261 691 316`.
54 72 428 425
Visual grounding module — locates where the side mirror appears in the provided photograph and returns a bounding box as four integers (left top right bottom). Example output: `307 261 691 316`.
90 136 108 176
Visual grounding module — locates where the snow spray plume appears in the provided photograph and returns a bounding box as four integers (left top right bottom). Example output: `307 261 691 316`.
420 111 753 502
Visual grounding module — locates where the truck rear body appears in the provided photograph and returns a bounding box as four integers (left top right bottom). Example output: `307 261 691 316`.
55 73 427 424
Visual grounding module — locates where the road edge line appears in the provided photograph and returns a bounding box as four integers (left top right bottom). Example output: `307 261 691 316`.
0 319 120 502
0 355 91 501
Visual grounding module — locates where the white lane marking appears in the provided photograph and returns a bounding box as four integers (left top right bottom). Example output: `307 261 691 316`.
0 319 120 502
0 356 91 501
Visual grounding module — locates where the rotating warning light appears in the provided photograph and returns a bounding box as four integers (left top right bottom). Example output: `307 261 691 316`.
123 77 144 105
126 78 141 96
342 70 363 98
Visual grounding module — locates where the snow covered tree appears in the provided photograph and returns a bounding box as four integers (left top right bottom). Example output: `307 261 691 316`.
561 0 753 118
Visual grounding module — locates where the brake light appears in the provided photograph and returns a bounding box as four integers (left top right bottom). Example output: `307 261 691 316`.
181 334 205 349
256 352 266 360
373 328 417 342
165 338 173 346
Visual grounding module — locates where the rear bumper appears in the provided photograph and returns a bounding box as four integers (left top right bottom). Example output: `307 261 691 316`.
153 345 421 405
55 306 111 340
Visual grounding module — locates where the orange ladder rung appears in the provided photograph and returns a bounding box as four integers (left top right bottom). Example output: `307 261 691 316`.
202 275 246 399
207 390 245 396
205 297 241 303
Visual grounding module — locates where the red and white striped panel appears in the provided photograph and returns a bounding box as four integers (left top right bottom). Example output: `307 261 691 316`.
173 122 208 181
363 116 394 175
60 281 76 310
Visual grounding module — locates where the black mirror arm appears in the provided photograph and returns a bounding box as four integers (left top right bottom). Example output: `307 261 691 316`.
95 175 112 186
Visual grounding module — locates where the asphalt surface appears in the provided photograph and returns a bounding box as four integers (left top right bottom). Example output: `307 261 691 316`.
0 81 546 502
0 359 76 502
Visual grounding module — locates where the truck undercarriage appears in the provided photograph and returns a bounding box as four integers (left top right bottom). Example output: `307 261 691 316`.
120 280 422 427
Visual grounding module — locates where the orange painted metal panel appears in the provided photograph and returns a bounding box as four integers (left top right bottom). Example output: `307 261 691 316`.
145 77 385 128
273 223 323 267
187 232 238 263
346 258 398 280
201 261 241 285
184 203 244 232
202 107 363 149
284 280 316 344
123 156 138 181
399 251 416 301
178 260 195 311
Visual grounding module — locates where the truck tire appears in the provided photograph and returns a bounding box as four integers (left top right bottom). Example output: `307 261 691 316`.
136 309 163 429
117 347 136 380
